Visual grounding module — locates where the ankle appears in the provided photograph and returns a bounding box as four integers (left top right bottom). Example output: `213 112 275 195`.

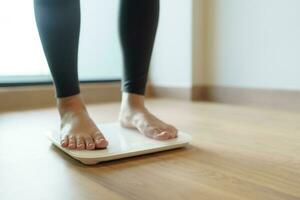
121 92 146 112
57 94 87 117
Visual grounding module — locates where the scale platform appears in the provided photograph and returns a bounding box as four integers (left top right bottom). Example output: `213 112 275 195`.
47 122 191 165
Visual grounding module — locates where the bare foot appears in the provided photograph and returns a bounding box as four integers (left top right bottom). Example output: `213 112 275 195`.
58 94 108 150
119 93 178 140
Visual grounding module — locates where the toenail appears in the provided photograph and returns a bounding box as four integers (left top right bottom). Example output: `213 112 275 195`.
97 138 105 143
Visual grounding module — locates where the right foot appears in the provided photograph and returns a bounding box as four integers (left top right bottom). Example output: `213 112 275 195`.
119 93 178 140
58 95 108 150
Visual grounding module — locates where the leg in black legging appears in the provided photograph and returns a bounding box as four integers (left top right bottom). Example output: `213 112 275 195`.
35 0 158 97
34 0 80 98
119 0 159 95
34 0 108 150
119 0 178 140
34 0 176 146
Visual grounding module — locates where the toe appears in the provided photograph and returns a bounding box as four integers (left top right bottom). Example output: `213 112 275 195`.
84 136 96 150
61 135 69 147
153 131 170 140
93 133 108 149
68 135 76 149
76 136 85 150
167 126 178 139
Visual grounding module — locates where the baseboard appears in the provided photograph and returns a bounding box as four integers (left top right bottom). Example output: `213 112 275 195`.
0 82 121 112
149 85 300 111
2 83 300 112
147 85 206 101
199 85 300 111
146 85 194 100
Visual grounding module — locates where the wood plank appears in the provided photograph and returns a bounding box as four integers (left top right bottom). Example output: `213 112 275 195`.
0 99 299 200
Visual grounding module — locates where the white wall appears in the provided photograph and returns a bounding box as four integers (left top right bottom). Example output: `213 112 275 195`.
79 0 122 80
0 1 122 81
205 0 300 90
81 0 197 85
0 2 48 76
150 0 194 88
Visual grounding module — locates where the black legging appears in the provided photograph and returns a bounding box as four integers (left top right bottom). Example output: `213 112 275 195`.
34 0 159 97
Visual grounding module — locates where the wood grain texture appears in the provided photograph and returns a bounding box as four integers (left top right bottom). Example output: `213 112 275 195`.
199 85 300 112
0 99 299 200
0 82 121 111
149 85 300 112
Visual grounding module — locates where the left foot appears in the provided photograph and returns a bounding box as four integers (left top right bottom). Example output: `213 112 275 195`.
119 93 178 140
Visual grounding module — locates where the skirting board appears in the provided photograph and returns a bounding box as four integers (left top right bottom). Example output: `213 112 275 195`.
0 82 121 112
146 85 195 101
2 83 300 112
149 85 300 112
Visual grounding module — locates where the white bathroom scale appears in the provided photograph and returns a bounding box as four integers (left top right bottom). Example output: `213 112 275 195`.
46 122 191 165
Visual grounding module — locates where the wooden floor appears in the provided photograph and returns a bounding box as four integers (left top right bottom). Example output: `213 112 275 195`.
0 99 299 200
